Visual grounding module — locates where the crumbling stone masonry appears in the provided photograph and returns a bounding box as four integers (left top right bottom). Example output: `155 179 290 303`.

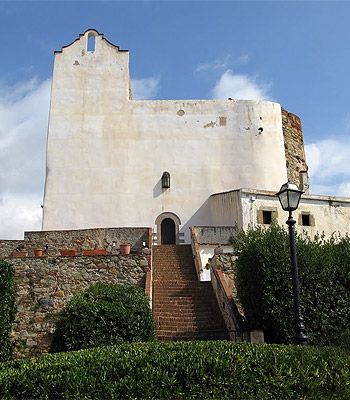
6 254 149 358
282 108 309 191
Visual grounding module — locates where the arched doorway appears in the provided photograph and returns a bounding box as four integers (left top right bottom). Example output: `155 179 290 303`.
161 218 176 244
155 212 181 245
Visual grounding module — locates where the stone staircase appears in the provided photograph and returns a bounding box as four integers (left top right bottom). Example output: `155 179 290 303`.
152 245 228 340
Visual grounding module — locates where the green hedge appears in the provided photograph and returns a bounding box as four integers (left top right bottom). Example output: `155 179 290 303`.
0 342 349 399
0 261 16 361
233 224 350 347
51 283 155 352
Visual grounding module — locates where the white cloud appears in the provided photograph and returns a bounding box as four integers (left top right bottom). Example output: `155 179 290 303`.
212 69 270 100
0 194 42 239
196 54 232 72
0 78 50 239
131 77 160 100
196 53 249 73
305 138 350 197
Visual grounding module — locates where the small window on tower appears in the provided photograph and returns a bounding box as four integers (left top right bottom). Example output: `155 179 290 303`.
87 33 96 52
262 211 272 225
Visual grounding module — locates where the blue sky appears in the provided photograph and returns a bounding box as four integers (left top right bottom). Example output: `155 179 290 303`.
1 1 350 238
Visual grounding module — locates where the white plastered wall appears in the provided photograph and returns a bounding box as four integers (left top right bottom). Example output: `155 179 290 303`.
239 190 350 237
43 30 288 243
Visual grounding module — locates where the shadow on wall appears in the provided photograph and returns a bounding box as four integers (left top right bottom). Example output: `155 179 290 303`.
153 178 162 198
180 199 212 242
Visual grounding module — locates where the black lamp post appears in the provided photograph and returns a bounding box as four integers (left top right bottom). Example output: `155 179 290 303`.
276 182 308 345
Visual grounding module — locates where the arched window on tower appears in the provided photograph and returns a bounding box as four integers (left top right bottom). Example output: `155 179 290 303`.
161 172 170 189
87 33 96 52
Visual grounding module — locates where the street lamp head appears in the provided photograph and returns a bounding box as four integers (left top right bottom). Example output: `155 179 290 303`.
276 182 303 212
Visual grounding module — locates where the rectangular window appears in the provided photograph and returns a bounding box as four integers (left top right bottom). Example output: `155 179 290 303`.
257 209 277 225
301 214 311 226
262 211 272 225
298 212 315 227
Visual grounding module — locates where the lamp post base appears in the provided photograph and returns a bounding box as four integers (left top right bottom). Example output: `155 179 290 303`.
293 332 308 345
293 318 308 345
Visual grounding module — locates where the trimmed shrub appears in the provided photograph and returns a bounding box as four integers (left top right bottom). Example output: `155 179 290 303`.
0 342 349 399
0 260 16 361
51 283 155 352
233 224 350 347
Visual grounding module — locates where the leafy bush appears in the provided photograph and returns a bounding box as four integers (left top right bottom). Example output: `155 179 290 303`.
0 342 349 399
0 260 16 361
233 224 350 347
51 283 155 352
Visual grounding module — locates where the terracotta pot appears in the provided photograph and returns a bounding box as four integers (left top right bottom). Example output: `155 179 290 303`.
119 244 131 255
82 249 108 256
11 251 28 258
34 248 44 257
60 249 77 257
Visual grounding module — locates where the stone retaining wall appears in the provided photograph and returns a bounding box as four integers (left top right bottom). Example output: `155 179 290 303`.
7 254 149 358
0 227 152 258
0 240 24 258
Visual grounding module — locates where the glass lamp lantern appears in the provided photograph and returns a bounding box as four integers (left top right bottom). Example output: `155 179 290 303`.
276 182 303 212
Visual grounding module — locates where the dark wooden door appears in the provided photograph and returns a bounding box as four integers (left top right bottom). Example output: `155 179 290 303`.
161 218 176 244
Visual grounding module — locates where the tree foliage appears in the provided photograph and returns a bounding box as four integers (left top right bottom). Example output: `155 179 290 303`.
0 260 16 361
51 283 155 352
233 224 350 347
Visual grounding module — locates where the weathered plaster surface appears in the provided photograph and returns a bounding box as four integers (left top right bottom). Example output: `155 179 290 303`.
43 30 289 242
212 188 350 237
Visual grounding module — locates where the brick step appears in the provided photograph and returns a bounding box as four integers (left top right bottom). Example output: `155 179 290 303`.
153 309 220 316
153 310 220 316
153 312 220 318
153 283 198 287
157 323 227 331
153 272 195 275
155 312 225 319
153 303 219 310
153 260 193 262
153 292 216 297
153 276 197 280
153 268 195 270
153 255 193 259
157 331 229 340
153 269 196 272
153 313 221 319
153 268 196 272
153 301 217 308
157 336 227 341
153 306 216 312
155 315 224 324
157 326 227 334
157 331 229 337
153 295 215 301
153 247 191 252
153 287 212 292
153 296 217 302
154 314 223 320
153 309 218 315
157 324 225 335
154 298 215 303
